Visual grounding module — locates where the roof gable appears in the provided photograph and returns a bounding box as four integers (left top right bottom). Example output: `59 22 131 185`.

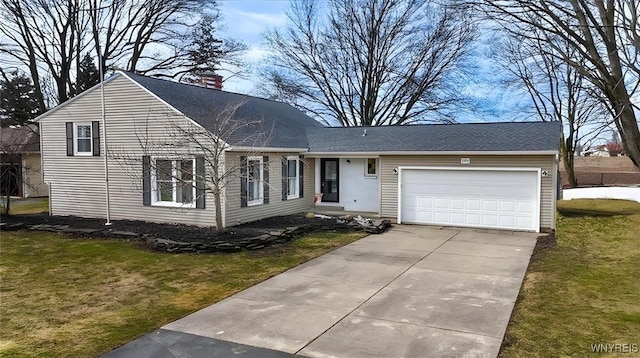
121 72 324 149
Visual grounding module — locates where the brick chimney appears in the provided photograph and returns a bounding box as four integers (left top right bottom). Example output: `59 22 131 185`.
195 72 223 90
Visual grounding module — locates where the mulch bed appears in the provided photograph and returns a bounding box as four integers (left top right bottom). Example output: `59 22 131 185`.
1 213 390 253
532 230 557 256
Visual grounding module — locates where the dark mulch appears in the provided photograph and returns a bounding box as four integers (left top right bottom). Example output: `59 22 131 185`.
0 213 352 243
532 230 557 256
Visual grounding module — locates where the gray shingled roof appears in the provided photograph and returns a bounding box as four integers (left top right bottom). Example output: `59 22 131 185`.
0 124 40 153
306 122 561 152
123 72 324 148
123 72 559 153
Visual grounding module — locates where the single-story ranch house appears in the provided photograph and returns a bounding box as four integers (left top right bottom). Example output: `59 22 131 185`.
36 72 561 232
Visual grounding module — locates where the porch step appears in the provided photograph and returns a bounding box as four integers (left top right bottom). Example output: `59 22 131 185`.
314 205 345 211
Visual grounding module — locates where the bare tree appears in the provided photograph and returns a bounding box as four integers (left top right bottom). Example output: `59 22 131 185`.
263 0 476 126
498 34 609 187
0 0 245 107
478 0 640 169
0 0 87 108
110 101 272 232
87 0 221 77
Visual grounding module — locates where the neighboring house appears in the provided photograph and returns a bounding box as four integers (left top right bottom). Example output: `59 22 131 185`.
0 124 48 198
583 145 611 157
36 72 561 233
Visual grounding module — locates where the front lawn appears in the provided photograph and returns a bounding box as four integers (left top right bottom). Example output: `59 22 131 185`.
6 197 49 215
0 230 367 357
501 199 640 357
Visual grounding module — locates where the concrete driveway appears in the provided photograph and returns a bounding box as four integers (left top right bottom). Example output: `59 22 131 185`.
104 225 538 358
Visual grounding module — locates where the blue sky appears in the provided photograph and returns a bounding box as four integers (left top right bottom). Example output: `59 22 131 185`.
217 1 291 95
216 1 527 123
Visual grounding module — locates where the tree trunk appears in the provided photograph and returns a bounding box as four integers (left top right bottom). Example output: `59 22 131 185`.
615 103 640 169
562 148 577 188
2 178 10 216
561 130 578 188
214 189 224 233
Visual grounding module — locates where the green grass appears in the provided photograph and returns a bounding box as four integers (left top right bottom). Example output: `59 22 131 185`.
501 199 640 357
0 230 367 357
6 197 49 215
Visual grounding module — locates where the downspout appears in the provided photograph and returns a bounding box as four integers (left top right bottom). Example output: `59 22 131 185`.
99 53 111 225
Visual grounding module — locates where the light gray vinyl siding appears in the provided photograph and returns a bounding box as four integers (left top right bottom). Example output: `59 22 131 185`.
40 74 218 227
224 152 314 227
379 155 556 230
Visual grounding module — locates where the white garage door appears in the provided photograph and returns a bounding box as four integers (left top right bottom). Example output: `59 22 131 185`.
400 168 539 231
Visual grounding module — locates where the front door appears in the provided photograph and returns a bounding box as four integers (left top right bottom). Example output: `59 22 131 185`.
320 158 339 202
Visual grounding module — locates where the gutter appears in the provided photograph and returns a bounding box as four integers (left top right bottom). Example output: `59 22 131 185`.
303 150 559 157
227 146 309 153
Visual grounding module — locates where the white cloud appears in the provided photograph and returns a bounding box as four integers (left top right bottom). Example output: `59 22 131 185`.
236 10 287 27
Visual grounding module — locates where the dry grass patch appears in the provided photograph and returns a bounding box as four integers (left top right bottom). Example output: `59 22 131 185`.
501 199 640 357
0 230 367 357
6 197 48 215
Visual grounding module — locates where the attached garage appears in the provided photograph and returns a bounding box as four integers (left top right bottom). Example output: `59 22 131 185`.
399 167 540 232
307 121 561 232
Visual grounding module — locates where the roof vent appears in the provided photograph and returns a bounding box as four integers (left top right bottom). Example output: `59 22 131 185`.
362 129 367 137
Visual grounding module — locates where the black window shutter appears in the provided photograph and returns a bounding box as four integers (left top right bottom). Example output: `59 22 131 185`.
142 156 151 206
299 157 304 198
195 155 205 209
240 156 247 207
263 156 269 204
91 121 100 156
65 122 74 156
281 156 288 201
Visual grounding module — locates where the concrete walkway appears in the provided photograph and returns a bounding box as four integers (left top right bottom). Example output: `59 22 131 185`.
104 225 538 358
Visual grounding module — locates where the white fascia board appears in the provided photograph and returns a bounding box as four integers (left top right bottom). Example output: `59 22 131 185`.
34 74 121 122
305 150 558 157
227 146 309 153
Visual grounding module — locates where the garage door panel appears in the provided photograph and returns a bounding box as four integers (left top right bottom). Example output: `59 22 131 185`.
466 199 481 210
450 213 465 224
500 201 515 212
434 198 449 209
466 213 481 225
482 215 498 226
451 199 464 210
517 217 532 228
434 212 449 222
483 200 498 211
401 169 539 231
419 211 434 221
517 201 534 213
499 216 515 227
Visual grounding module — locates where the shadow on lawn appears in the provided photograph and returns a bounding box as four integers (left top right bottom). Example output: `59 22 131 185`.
558 199 640 217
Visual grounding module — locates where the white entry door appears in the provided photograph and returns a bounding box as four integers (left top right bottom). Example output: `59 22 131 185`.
400 168 540 231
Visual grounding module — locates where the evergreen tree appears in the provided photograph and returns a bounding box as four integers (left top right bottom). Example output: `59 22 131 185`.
73 53 100 96
0 71 41 127
188 15 225 75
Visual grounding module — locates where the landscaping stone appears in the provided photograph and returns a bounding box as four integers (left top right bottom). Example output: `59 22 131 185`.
62 227 98 235
1 212 392 254
2 222 25 231
111 231 140 238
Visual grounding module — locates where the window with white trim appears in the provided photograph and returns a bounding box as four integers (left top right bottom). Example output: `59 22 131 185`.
247 156 263 206
286 156 299 199
74 123 92 155
152 158 196 207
